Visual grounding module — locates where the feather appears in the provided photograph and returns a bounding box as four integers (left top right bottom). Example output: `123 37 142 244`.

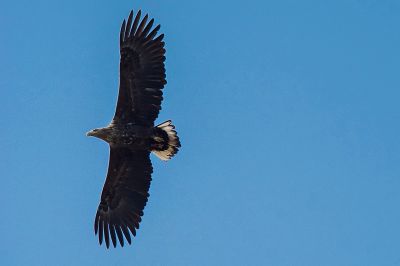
99 219 104 245
94 213 99 234
140 18 154 38
136 14 148 37
121 225 131 244
115 225 124 247
104 220 110 248
109 224 117 248
127 222 136 237
125 10 134 40
130 10 142 37
120 20 126 45
146 24 160 41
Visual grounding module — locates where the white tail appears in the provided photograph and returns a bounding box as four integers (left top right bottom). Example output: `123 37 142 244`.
152 120 181 161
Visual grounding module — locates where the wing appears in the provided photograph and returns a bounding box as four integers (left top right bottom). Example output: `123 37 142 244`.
114 10 166 126
94 147 153 248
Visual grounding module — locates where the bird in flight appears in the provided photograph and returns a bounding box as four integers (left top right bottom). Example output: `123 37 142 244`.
87 9 181 248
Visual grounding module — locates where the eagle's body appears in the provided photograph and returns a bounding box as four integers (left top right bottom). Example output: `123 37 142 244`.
89 123 167 150
87 10 180 248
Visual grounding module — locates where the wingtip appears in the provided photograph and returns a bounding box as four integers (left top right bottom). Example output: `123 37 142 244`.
94 214 99 235
136 9 142 22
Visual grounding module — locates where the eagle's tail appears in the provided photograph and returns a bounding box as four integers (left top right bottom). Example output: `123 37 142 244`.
152 120 181 161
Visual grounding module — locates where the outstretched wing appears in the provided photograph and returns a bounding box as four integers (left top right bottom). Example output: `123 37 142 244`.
114 10 166 126
94 148 153 248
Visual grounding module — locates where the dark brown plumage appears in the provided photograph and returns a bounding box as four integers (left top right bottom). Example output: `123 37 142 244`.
87 10 180 248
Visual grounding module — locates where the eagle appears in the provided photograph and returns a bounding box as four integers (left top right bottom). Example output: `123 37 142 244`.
86 10 180 248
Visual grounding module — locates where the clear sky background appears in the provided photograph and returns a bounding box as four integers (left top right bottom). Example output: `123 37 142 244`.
1 0 399 265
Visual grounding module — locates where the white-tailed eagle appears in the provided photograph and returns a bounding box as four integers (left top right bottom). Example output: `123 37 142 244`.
87 10 180 248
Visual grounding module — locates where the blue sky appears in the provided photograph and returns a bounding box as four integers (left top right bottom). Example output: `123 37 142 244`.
1 0 400 265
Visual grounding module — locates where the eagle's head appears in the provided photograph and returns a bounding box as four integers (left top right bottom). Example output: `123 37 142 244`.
86 127 112 142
